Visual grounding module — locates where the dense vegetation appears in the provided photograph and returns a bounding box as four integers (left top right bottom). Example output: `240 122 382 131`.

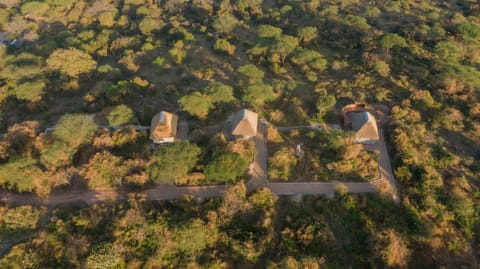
0 0 479 267
267 128 379 182
1 188 423 268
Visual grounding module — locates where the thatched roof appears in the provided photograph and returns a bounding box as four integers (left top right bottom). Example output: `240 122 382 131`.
230 109 258 137
348 111 379 141
150 111 178 140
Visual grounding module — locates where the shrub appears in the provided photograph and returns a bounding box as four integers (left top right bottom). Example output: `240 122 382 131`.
179 92 213 119
257 24 283 38
212 14 239 34
457 22 480 39
98 11 117 27
80 151 128 189
52 114 97 149
242 83 276 106
11 80 46 102
146 142 201 184
47 48 97 78
205 153 249 183
107 105 137 126
214 38 236 55
0 206 42 232
237 64 264 82
297 26 317 43
20 1 49 15
268 147 297 181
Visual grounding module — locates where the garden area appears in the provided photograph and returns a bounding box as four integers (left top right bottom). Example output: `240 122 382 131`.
267 127 379 182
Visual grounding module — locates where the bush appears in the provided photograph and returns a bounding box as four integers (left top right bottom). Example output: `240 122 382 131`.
257 24 283 38
212 14 239 34
0 206 42 233
214 38 236 55
20 1 49 15
0 158 43 193
297 26 317 43
205 153 249 183
139 17 163 35
237 64 264 82
86 243 123 269
457 22 480 39
11 80 46 102
147 142 201 184
268 147 297 181
290 49 327 71
52 114 97 149
47 48 97 78
98 11 117 27
179 92 213 119
80 151 128 189
242 83 276 106
107 105 137 126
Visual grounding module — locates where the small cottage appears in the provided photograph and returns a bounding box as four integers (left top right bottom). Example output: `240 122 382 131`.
150 111 178 143
228 109 258 139
342 104 379 145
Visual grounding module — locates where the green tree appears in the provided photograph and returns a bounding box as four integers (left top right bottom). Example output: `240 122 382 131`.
316 94 336 121
212 14 239 35
179 92 213 119
290 49 328 71
268 147 297 181
242 83 276 106
0 53 44 81
40 141 76 169
297 26 318 43
20 1 48 16
205 153 249 183
378 33 407 55
213 38 236 55
257 24 283 38
169 40 186 64
52 114 97 149
172 219 216 255
434 41 463 63
204 82 235 103
374 60 390 77
270 35 299 63
10 80 46 102
139 17 164 35
236 0 263 13
107 105 137 126
237 64 264 83
0 206 42 232
146 142 201 184
457 22 480 39
80 151 128 189
0 158 41 193
342 15 371 31
47 48 97 77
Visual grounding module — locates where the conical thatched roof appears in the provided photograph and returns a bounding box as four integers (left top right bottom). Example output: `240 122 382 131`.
349 111 379 141
230 109 258 137
150 111 178 141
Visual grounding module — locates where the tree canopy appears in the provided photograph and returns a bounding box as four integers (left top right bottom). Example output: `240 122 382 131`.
205 153 249 183
107 105 137 126
242 83 276 106
147 142 201 184
47 48 97 77
52 114 97 149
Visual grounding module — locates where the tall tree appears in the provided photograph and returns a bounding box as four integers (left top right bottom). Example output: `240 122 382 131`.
47 48 97 77
146 142 201 184
52 114 97 149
